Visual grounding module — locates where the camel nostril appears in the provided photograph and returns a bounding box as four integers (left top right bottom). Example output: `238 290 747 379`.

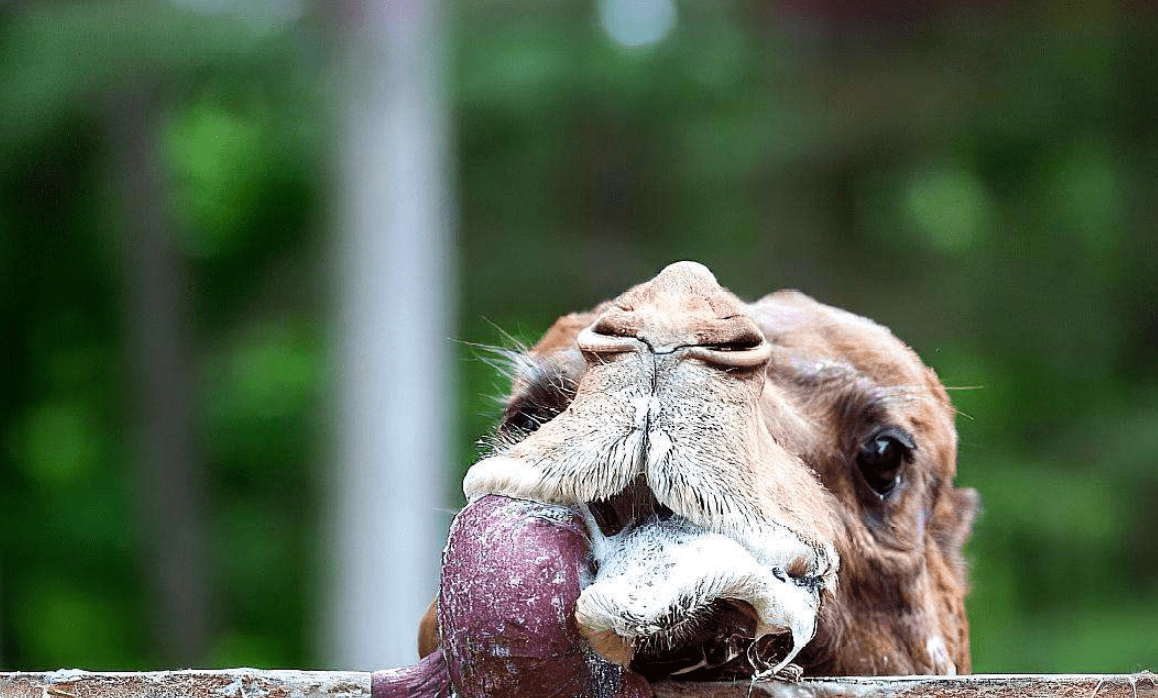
688 346 771 369
702 327 765 353
684 323 771 370
591 314 639 340
577 319 645 358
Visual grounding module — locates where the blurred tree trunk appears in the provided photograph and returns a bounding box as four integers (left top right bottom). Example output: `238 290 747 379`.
326 0 456 670
107 88 211 666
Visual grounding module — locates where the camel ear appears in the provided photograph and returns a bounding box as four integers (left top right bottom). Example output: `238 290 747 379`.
932 486 979 562
529 304 607 355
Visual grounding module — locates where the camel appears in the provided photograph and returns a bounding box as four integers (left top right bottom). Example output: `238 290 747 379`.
403 261 977 697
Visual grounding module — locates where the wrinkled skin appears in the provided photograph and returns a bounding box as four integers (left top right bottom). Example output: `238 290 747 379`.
422 261 977 681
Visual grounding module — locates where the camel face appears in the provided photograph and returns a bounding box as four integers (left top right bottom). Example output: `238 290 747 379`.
462 261 977 679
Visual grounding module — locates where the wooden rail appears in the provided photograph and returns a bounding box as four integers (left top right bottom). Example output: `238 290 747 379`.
2 670 1155 698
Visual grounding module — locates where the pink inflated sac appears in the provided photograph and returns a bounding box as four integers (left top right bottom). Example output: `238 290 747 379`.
438 495 652 698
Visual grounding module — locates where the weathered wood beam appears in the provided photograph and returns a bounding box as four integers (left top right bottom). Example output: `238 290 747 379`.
654 673 1157 697
2 670 1154 698
0 669 371 698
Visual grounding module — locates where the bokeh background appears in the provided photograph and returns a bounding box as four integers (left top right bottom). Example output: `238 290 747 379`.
2 0 1156 676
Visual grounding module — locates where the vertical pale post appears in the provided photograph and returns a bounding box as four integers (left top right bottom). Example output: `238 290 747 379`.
329 0 455 670
110 89 210 666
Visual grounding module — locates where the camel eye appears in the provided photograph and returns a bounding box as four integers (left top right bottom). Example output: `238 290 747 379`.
500 394 568 439
496 361 578 441
857 428 915 497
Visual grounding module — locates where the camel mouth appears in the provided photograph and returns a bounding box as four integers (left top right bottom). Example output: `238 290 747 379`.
574 502 822 680
586 474 674 537
626 599 796 682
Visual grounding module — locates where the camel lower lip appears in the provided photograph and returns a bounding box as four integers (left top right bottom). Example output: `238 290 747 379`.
574 514 820 678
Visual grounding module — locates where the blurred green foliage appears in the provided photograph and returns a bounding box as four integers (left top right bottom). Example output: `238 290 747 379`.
1 0 1155 675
